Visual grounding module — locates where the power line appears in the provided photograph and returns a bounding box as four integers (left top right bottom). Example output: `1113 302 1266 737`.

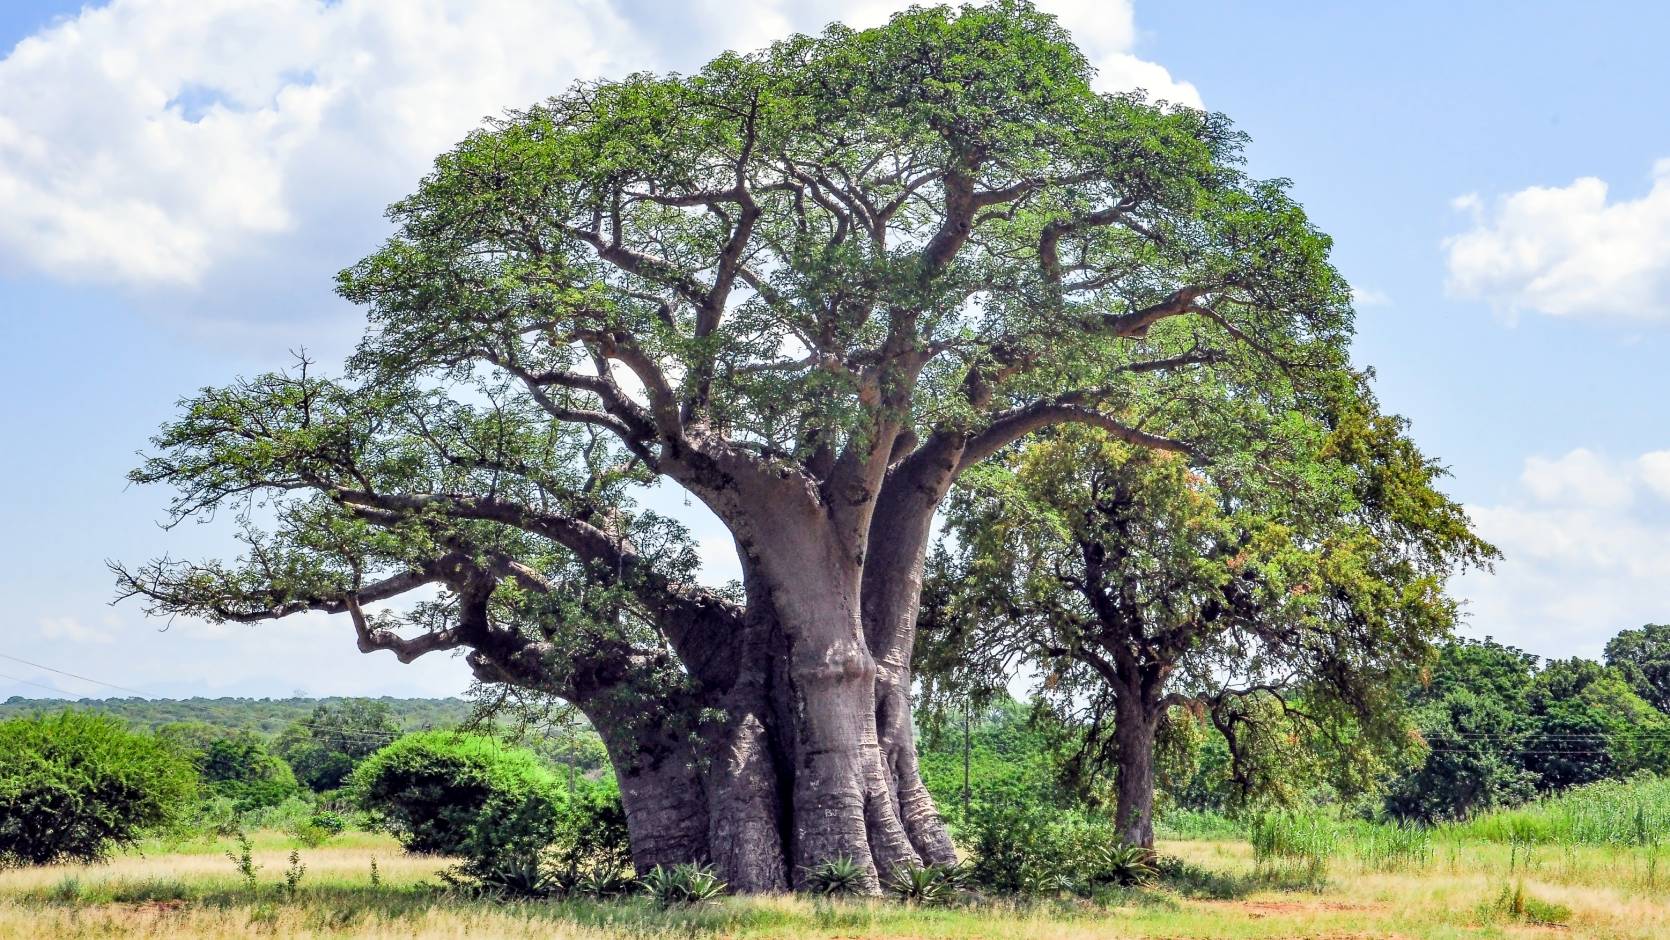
0 652 148 697
0 651 531 744
0 670 74 697
0 653 417 741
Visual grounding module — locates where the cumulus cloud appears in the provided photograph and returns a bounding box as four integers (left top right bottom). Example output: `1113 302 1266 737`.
0 0 1194 318
1444 160 1670 320
38 615 115 646
1457 448 1670 659
0 0 647 300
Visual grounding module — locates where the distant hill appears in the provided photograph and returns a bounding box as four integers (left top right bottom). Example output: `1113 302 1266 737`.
0 695 475 737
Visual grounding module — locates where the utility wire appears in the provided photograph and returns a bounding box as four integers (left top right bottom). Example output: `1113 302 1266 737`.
0 670 75 697
0 651 405 739
0 651 148 697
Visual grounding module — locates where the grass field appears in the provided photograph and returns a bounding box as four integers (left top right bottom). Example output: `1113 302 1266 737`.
4 828 1670 939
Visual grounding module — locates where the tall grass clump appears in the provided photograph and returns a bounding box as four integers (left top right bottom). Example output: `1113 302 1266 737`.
1451 774 1670 847
1249 812 1336 887
1480 880 1571 926
1350 820 1432 872
1155 808 1242 841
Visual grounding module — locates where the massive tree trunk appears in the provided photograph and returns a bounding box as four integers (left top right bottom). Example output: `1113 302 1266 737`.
469 445 965 893
746 518 920 890
863 452 962 865
700 592 792 892
570 678 714 872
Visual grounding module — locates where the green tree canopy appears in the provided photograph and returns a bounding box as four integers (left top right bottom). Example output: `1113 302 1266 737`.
1605 624 1670 715
275 699 403 792
116 0 1402 891
921 377 1494 844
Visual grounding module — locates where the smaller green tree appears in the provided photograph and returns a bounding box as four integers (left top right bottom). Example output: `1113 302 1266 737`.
922 382 1494 847
1605 624 1670 715
275 699 402 792
1383 688 1537 823
0 711 197 866
1524 658 1670 790
197 732 301 812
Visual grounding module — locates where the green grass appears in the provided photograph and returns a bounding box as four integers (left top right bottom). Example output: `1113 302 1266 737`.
1447 774 1670 846
13 778 1670 938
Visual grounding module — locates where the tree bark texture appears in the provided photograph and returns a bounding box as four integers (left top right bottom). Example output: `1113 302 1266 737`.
1112 692 1159 849
530 487 963 893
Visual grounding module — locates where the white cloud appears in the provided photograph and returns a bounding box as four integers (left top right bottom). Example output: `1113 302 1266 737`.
0 0 646 293
1034 1 1201 107
1352 286 1391 307
0 0 1194 312
1640 451 1670 502
1444 160 1670 320
1520 448 1634 510
38 615 115 646
1457 448 1670 659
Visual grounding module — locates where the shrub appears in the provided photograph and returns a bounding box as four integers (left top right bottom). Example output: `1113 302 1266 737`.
641 863 726 906
962 798 1112 896
573 866 635 898
350 731 564 856
547 778 632 882
885 862 967 905
804 857 869 895
1482 881 1571 926
1093 843 1158 886
441 846 562 900
0 711 196 867
287 810 346 848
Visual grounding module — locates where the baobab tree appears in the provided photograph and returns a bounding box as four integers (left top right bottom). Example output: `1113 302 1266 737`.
118 1 1366 891
919 388 1494 848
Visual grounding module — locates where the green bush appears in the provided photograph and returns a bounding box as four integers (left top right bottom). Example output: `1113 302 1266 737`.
884 862 968 905
350 731 565 857
1482 881 1571 926
548 777 632 881
287 810 347 848
197 732 301 812
961 798 1113 896
0 711 197 866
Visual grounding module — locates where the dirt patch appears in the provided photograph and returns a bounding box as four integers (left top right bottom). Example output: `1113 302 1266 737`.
1217 899 1383 917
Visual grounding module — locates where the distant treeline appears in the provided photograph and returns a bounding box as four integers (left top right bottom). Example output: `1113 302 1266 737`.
0 695 475 737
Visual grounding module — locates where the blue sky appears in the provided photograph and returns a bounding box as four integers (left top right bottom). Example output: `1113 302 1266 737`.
2 1 1667 700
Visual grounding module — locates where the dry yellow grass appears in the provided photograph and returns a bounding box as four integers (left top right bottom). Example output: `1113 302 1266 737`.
1 833 1667 939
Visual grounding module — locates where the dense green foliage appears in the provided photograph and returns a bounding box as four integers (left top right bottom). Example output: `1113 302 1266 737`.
919 395 1493 843
350 729 629 896
350 731 566 856
275 699 403 792
0 712 197 866
1606 624 1670 714
195 732 301 812
1387 637 1670 822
